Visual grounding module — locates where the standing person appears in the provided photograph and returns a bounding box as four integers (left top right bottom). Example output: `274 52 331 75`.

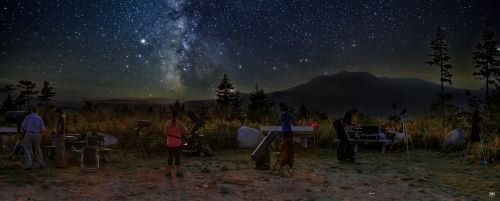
54 108 68 168
279 103 294 169
21 108 46 170
164 109 188 178
343 108 358 133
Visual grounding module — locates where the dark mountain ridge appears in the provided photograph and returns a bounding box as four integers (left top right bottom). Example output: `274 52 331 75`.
268 71 477 116
47 71 479 117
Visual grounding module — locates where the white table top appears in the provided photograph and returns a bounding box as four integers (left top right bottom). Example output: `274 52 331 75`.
259 125 314 133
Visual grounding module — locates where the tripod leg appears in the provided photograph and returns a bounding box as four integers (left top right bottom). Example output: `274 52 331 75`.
480 140 487 168
139 138 150 159
122 137 137 157
137 138 146 159
405 133 410 161
462 139 471 162
408 133 415 151
388 136 397 154
9 137 22 160
144 138 151 157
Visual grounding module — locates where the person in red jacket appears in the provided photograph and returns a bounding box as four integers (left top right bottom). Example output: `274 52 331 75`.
164 109 188 178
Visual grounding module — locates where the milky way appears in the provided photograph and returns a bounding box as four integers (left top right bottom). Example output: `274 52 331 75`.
1 0 500 99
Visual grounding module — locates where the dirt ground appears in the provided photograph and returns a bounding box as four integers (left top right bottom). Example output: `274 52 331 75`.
1 147 499 201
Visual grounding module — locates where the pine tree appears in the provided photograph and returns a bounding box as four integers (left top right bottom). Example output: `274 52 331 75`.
216 73 236 118
427 26 453 133
0 84 16 111
17 80 38 111
38 81 56 111
247 84 272 123
465 90 482 113
472 20 500 100
231 91 243 120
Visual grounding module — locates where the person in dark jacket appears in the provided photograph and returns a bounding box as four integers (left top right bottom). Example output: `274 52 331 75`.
343 108 358 134
343 108 358 126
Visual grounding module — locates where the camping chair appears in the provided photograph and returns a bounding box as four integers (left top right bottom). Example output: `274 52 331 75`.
80 136 99 172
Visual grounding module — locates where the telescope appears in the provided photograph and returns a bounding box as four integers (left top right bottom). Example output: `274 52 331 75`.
183 111 212 157
187 111 204 134
396 108 407 122
4 111 28 123
389 108 407 123
251 131 276 170
3 111 28 131
136 119 151 128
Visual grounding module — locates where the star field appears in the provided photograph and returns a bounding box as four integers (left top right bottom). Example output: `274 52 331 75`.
1 0 499 99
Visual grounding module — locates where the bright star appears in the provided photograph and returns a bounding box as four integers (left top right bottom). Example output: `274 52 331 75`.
140 38 146 44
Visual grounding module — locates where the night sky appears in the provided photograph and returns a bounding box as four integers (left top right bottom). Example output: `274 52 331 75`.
1 0 500 100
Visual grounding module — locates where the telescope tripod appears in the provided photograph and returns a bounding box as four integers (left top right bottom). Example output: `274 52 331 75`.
462 138 488 168
2 133 35 168
389 117 415 161
122 127 151 159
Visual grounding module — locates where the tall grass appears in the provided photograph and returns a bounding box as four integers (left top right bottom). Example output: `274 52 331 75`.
17 108 497 162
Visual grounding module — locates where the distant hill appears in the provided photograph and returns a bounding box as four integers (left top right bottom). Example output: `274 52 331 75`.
51 97 175 111
49 71 479 116
268 71 477 116
52 97 217 111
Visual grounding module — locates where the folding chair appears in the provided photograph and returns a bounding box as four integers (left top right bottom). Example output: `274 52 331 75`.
80 136 99 172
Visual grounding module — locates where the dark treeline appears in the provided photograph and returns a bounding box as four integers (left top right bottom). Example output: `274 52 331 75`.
0 80 56 112
214 73 327 125
427 20 500 138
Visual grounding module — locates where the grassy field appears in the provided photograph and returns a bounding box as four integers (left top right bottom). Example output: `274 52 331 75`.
1 147 498 200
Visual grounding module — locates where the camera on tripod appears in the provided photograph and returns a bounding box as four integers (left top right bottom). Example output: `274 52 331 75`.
136 119 151 129
122 119 152 159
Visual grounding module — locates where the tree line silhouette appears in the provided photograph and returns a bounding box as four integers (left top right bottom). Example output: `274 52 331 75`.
427 20 500 137
0 80 56 112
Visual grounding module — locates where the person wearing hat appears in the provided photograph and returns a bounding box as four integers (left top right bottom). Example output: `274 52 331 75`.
54 108 68 168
